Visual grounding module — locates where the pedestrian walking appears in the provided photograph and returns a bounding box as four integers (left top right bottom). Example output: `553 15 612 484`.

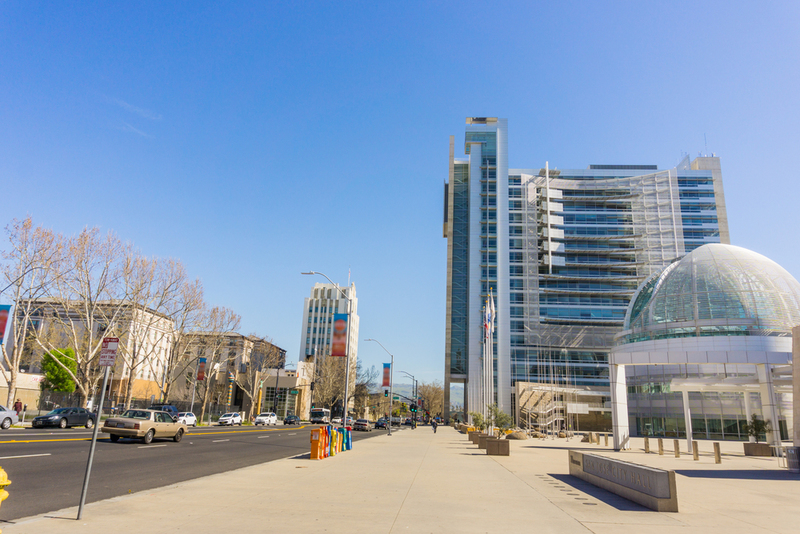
431 419 438 433
13 399 22 415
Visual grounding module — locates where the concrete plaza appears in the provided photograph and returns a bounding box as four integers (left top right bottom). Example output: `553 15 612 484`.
3 426 798 533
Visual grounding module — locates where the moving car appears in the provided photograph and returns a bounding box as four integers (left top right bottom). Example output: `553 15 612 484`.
178 412 197 426
218 412 243 426
353 419 372 431
102 409 187 444
32 407 95 429
0 405 19 430
331 417 343 425
283 414 300 425
254 412 277 426
374 419 388 429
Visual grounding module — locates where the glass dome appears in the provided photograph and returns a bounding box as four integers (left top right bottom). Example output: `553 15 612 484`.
617 244 800 344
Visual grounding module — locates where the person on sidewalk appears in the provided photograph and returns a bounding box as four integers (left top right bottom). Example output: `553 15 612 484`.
13 399 22 415
431 419 438 433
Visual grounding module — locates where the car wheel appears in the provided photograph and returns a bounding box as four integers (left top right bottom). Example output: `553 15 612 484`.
173 429 183 443
110 434 120 443
142 429 154 444
59 418 68 429
1 418 11 430
193 422 197 427
85 419 94 429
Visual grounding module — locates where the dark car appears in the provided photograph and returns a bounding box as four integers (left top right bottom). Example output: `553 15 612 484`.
148 404 179 419
283 414 300 425
32 407 95 429
374 419 388 429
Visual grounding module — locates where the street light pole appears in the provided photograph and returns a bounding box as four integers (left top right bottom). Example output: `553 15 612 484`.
365 338 394 436
302 271 352 429
400 370 417 429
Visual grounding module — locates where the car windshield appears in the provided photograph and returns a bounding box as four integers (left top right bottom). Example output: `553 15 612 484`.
47 408 69 415
221 413 235 417
122 410 151 419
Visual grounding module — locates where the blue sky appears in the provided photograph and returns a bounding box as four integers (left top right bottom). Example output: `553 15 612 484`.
2 2 799 384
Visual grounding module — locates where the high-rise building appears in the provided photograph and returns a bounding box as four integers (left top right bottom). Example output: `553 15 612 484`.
298 282 359 411
443 117 729 422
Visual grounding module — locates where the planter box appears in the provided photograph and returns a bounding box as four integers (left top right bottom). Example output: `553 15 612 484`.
478 434 490 449
743 442 773 457
487 438 510 456
469 431 482 443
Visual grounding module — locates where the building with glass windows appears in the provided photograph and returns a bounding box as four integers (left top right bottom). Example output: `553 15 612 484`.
443 117 729 423
610 243 799 450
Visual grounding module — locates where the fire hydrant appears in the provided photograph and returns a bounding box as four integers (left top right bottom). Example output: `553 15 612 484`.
0 466 10 533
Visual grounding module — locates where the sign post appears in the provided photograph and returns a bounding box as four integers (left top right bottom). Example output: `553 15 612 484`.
78 337 118 519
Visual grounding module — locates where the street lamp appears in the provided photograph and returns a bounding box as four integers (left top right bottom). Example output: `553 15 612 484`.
364 338 394 436
302 271 353 429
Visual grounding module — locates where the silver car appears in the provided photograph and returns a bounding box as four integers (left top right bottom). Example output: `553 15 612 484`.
0 405 20 430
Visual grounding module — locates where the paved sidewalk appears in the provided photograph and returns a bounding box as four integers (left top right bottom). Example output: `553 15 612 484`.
2 427 798 533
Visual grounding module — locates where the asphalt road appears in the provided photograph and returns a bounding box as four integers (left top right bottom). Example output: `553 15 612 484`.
0 423 388 521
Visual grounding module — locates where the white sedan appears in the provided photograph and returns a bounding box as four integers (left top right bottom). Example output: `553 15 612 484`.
254 412 277 425
178 412 197 427
217 412 243 426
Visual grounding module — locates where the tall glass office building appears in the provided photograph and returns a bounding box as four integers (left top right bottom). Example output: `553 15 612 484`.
443 118 729 421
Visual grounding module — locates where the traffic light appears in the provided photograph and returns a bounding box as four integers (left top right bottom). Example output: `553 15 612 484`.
410 404 417 413
384 389 388 397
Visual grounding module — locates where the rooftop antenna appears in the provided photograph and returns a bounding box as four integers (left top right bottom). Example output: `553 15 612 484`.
704 134 708 157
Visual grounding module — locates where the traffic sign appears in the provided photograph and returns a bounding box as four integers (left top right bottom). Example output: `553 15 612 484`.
393 396 399 400
290 389 299 395
99 338 119 367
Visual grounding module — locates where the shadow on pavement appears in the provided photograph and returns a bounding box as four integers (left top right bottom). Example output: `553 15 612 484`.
675 469 798 481
548 474 650 511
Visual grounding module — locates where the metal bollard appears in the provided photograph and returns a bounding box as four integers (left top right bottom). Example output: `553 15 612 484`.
604 433 608 446
692 441 699 461
674 439 680 458
713 442 721 464
644 437 650 453
658 438 664 455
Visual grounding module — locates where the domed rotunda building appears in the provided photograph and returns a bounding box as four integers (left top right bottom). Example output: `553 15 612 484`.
610 244 800 451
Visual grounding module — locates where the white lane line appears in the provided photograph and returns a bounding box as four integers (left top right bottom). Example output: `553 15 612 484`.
137 445 167 449
212 439 230 443
0 453 52 460
257 436 269 439
288 433 297 436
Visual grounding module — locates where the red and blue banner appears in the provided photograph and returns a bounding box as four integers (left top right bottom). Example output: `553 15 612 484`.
196 357 207 381
0 305 10 345
382 363 391 387
331 313 348 356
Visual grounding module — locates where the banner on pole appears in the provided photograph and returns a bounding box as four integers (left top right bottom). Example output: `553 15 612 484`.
382 363 391 387
99 337 119 367
331 313 348 356
196 357 207 381
0 305 10 345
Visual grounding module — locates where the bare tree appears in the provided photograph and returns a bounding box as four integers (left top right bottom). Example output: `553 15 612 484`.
31 227 130 407
234 336 283 421
350 361 378 417
0 217 61 406
417 380 445 418
161 278 205 402
196 306 241 424
311 352 359 417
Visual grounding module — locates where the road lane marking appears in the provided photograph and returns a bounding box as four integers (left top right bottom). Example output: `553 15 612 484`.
0 453 52 460
0 437 108 444
258 436 269 439
188 424 309 436
137 445 167 449
212 439 230 443
288 433 297 435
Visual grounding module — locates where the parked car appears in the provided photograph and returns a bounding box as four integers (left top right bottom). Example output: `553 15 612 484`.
178 412 197 427
283 414 300 425
374 419 388 429
403 418 414 426
353 419 372 432
102 409 187 444
254 412 277 426
218 412 243 426
344 417 354 426
31 407 95 429
0 405 20 430
148 404 179 418
331 417 343 425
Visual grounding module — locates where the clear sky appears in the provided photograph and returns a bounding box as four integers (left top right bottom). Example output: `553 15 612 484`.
2 2 798 384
